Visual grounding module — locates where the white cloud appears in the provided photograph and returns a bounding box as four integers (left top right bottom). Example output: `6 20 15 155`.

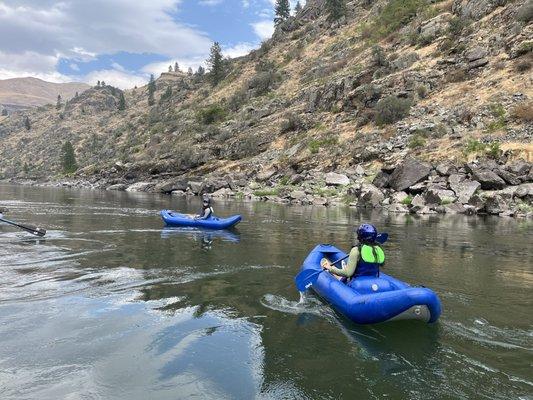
251 20 275 41
199 0 223 5
0 0 212 83
84 69 148 89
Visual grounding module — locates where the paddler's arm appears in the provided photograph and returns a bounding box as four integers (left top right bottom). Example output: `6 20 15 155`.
324 247 359 277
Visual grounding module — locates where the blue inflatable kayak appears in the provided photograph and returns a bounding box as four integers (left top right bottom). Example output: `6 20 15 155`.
296 244 442 324
160 210 241 230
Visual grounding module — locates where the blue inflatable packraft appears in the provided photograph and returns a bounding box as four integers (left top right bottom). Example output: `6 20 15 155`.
296 244 442 324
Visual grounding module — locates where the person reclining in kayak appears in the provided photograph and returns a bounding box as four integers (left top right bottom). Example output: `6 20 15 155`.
321 223 385 281
194 196 214 220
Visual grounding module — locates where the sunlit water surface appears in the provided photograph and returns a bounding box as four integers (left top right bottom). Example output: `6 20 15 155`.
0 184 531 399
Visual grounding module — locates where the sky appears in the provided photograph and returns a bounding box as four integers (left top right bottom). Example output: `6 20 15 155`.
0 0 305 88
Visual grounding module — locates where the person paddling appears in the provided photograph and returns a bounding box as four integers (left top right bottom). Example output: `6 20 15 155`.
321 223 385 281
194 196 214 220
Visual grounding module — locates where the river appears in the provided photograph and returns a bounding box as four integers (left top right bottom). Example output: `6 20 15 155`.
0 184 531 399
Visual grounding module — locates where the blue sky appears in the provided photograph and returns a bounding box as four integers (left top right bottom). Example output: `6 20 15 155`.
0 0 304 88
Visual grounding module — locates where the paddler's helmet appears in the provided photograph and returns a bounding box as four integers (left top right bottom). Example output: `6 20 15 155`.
202 196 211 206
356 223 377 242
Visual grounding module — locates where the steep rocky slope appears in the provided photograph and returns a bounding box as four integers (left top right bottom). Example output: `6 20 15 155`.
0 0 532 216
0 77 90 111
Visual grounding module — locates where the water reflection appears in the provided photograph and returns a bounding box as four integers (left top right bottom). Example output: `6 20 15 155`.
160 227 240 251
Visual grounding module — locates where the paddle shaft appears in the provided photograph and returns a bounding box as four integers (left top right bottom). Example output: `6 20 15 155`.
0 217 46 236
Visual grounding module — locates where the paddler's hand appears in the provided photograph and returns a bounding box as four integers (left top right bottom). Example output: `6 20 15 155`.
320 258 331 271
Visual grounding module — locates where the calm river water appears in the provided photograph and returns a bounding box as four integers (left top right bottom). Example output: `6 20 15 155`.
0 184 531 400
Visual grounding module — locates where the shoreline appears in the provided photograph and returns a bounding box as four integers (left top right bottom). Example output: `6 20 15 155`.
4 160 532 220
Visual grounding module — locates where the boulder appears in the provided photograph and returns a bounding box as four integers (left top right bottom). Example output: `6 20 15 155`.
373 171 391 188
471 169 506 190
188 181 203 194
465 47 488 62
313 197 329 206
452 0 506 20
411 194 426 208
257 167 276 181
325 172 350 186
416 206 437 215
468 58 489 69
515 183 533 198
388 158 432 191
106 183 127 191
125 182 154 192
389 204 409 213
211 188 234 197
290 174 304 185
484 194 509 215
391 191 409 204
496 169 520 186
436 163 457 176
289 190 307 200
359 184 384 207
425 187 457 204
450 179 481 204
154 179 188 194
444 203 468 214
508 161 530 176
171 190 186 196
408 182 427 194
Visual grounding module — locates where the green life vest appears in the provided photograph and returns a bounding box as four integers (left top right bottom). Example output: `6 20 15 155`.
356 244 385 277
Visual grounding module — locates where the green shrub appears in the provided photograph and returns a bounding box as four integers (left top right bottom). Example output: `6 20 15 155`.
515 59 531 73
401 195 413 205
196 104 227 125
280 113 302 133
448 16 472 37
487 103 506 132
516 2 533 23
486 142 501 159
375 96 412 125
516 41 533 57
371 0 427 40
308 135 339 153
247 70 281 96
228 90 248 112
253 188 279 197
416 85 429 99
463 139 486 155
408 134 426 149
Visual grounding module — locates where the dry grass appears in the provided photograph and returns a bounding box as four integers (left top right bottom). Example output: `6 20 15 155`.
510 102 533 122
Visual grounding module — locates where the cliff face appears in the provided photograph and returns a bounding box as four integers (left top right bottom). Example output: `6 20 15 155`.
0 0 531 190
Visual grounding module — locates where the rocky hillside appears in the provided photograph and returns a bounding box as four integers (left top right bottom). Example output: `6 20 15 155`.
0 0 532 217
0 77 89 111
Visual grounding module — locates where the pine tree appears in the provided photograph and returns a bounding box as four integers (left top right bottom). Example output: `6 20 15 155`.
148 74 156 106
101 81 106 86
61 141 78 174
159 86 172 103
168 65 173 72
187 67 193 75
174 62 179 72
326 0 346 22
97 80 101 87
75 91 79 98
118 92 126 110
207 42 224 86
197 66 205 76
295 1 303 14
274 0 290 24
24 116 31 130
56 94 62 110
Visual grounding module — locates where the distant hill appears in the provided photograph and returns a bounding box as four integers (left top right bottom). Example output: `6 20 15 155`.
0 77 90 110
